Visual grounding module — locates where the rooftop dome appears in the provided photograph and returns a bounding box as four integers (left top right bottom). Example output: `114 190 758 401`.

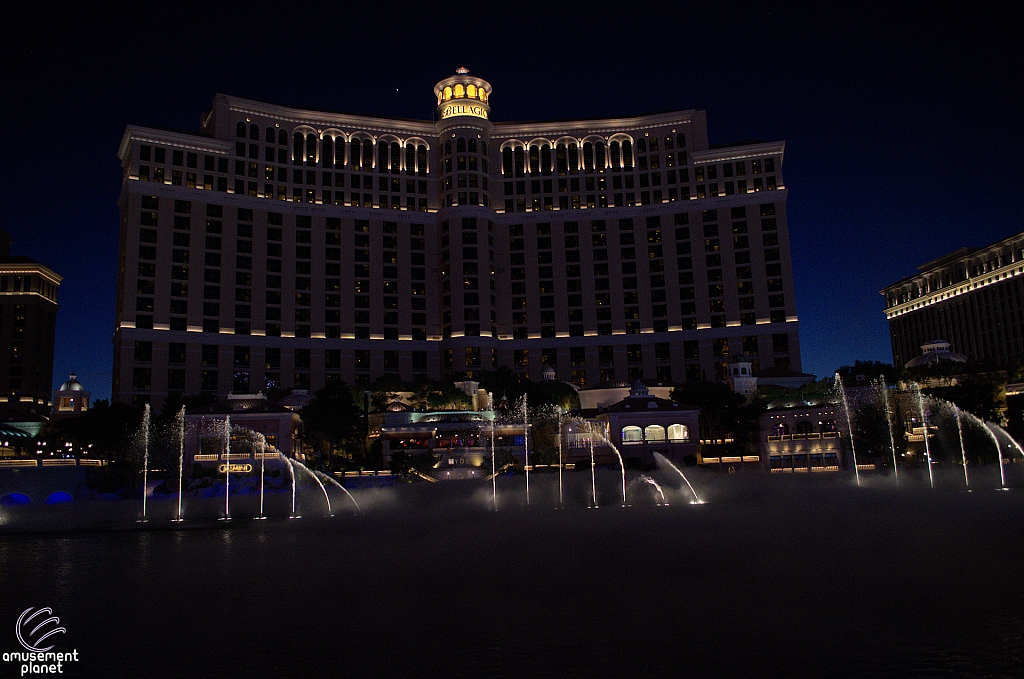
58 373 84 392
905 339 969 368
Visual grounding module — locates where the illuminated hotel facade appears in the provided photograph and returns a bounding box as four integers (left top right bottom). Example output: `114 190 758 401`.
113 69 801 407
882 230 1024 368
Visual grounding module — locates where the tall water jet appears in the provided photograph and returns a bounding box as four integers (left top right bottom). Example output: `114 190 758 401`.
256 433 266 519
983 423 1008 489
834 374 860 487
914 383 935 489
522 394 530 506
653 452 702 504
592 428 627 505
488 392 496 511
588 425 597 508
174 406 185 522
285 457 298 517
556 405 563 507
140 404 150 521
221 416 232 520
955 407 969 488
879 376 899 487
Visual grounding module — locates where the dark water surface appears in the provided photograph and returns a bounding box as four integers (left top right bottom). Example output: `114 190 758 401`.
1 468 1022 678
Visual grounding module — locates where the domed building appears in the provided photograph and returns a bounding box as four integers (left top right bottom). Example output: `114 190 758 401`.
904 339 969 368
51 373 90 420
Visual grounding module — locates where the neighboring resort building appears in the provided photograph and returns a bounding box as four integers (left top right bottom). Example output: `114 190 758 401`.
759 400 843 472
51 373 91 421
113 69 801 410
882 230 1024 369
0 229 62 424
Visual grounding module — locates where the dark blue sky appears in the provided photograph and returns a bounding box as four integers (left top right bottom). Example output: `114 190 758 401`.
2 3 1018 401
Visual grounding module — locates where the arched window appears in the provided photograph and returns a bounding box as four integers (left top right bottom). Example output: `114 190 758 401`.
293 132 303 163
265 127 276 144
637 138 647 153
444 86 452 100
568 143 579 173
236 122 246 137
502 147 513 175
406 144 415 173
556 144 567 175
454 83 465 98
821 420 837 433
796 420 813 435
322 136 333 167
362 139 373 169
444 139 452 155
677 133 686 148
594 141 606 169
649 136 659 152
541 145 552 175
467 84 477 98
665 135 674 150
457 138 466 153
610 141 621 170
350 139 361 169
774 422 790 436
528 146 539 173
417 145 427 176
645 425 666 441
305 133 317 164
468 138 477 154
622 426 643 444
378 141 388 171
481 141 487 155
622 140 633 169
667 424 688 442
249 124 259 140
390 142 401 172
582 142 594 171
514 147 525 176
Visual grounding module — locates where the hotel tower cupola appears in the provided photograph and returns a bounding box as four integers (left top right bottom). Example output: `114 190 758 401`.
434 67 492 122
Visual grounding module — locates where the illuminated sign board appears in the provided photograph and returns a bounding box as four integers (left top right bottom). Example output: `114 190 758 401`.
219 463 253 473
440 103 488 120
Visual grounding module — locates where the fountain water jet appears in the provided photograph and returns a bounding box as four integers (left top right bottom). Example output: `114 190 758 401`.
913 383 935 489
295 461 331 514
653 452 702 504
522 395 530 506
284 457 299 517
173 406 185 522
255 433 266 519
627 475 667 505
556 405 563 508
879 376 899 488
955 407 969 488
588 427 597 508
488 393 496 511
314 470 361 513
835 374 860 487
220 416 232 520
139 404 151 522
983 423 1008 489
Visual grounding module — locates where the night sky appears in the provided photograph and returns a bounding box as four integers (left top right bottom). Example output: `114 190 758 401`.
2 3 1017 401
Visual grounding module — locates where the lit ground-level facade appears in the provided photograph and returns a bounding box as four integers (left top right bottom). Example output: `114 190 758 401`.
882 231 1024 368
113 71 801 408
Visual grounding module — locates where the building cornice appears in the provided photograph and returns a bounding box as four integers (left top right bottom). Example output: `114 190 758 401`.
690 141 785 164
220 95 438 137
491 111 697 139
118 126 232 161
0 263 63 284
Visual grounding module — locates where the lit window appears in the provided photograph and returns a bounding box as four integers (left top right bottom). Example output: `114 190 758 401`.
644 425 666 442
622 426 643 444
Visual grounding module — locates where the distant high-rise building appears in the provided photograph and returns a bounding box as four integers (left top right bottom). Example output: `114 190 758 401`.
0 229 62 421
113 70 801 409
882 231 1024 368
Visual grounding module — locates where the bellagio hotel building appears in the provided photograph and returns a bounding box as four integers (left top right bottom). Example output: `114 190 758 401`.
113 69 801 407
